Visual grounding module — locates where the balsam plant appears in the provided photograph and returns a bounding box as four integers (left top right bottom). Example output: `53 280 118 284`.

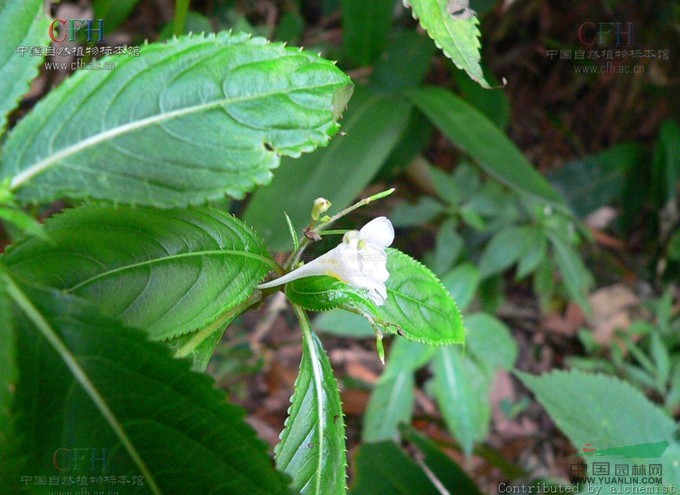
0 0 482 493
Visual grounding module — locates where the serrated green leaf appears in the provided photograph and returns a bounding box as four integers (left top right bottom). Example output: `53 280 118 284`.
401 425 485 495
379 249 464 345
277 248 463 345
431 346 490 455
0 0 50 136
407 87 567 209
286 275 378 313
342 0 394 66
3 205 275 341
404 0 490 88
518 370 680 490
275 308 346 495
518 369 676 448
3 277 290 494
244 85 411 251
2 32 353 207
349 441 442 495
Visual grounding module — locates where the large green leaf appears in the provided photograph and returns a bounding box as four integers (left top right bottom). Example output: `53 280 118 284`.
0 0 49 135
244 85 411 251
342 0 394 66
404 0 489 88
431 346 490 455
379 248 464 345
408 87 567 208
349 441 442 495
519 370 680 491
2 277 290 494
275 308 346 495
518 370 676 451
3 205 275 341
1 32 353 207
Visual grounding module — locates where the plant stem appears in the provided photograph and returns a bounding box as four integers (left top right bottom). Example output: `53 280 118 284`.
173 0 191 37
286 187 395 271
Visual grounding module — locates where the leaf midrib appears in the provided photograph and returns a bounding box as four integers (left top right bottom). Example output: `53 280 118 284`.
306 332 326 494
63 249 276 292
9 79 344 190
4 275 161 494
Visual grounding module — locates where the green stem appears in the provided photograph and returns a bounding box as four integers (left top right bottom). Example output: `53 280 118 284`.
286 188 395 271
173 0 191 37
175 292 261 358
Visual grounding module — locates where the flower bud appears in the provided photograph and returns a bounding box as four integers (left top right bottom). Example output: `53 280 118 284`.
311 197 332 221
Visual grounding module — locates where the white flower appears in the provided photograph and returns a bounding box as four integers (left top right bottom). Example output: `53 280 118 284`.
258 217 394 305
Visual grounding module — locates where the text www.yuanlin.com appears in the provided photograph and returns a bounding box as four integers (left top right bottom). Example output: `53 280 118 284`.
574 62 645 74
44 60 116 71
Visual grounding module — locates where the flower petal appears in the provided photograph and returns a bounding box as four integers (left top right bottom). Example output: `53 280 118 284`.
359 216 394 248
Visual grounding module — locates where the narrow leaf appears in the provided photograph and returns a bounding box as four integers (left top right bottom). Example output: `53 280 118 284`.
2 32 353 206
363 339 433 442
408 87 567 208
4 278 290 494
4 205 275 341
0 0 49 135
342 0 394 66
404 0 490 88
275 308 346 495
431 346 490 455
